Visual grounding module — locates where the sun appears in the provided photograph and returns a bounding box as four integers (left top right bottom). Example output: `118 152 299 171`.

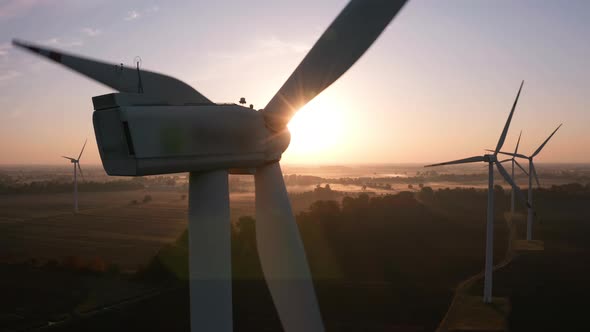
285 94 346 160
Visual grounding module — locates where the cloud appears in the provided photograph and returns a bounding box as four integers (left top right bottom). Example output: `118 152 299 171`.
256 37 311 56
0 70 21 81
210 36 311 61
7 108 22 118
81 27 102 37
0 42 12 56
145 5 159 14
0 0 49 19
124 10 140 21
124 5 160 21
39 37 83 48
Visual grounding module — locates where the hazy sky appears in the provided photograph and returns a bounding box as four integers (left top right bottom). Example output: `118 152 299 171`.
0 0 587 165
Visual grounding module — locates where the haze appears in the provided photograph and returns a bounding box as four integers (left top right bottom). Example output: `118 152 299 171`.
0 0 587 165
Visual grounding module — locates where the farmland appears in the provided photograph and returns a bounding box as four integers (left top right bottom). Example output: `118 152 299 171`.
1 165 589 331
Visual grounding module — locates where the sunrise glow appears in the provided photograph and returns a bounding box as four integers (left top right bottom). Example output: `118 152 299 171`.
286 95 347 159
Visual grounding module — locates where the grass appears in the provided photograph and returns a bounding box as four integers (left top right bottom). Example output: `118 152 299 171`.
444 295 509 332
2 185 589 331
513 240 544 252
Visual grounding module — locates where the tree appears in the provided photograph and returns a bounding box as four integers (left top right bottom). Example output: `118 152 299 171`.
418 186 435 202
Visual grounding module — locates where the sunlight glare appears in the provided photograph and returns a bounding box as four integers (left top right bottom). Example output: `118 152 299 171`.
286 95 347 158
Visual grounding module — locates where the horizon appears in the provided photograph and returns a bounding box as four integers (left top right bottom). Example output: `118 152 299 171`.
2 161 590 168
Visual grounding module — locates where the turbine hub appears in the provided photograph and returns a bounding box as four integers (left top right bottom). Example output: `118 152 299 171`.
483 154 497 163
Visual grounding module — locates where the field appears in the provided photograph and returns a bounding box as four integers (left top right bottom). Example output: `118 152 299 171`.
1 165 589 331
466 191 590 331
0 190 187 270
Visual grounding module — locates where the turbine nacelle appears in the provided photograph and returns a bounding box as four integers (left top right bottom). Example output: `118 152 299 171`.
92 93 291 176
483 154 498 163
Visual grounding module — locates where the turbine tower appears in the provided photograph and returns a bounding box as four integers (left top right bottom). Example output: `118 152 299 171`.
496 124 562 240
425 81 531 304
62 139 87 213
14 1 409 331
498 131 528 214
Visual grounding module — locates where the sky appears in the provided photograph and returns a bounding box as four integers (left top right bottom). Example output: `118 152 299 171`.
0 0 588 166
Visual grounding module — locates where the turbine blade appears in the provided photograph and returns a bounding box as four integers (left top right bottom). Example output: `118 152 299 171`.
262 0 408 132
78 139 87 160
61 156 75 161
495 81 524 154
514 130 522 154
495 160 531 209
531 162 541 187
77 163 84 180
12 39 212 105
514 159 529 176
425 156 484 167
532 123 562 157
499 158 511 163
493 151 528 159
255 162 324 332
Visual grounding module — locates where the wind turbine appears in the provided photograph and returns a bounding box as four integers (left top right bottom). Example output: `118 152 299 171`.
14 1 408 331
499 131 529 214
62 139 87 213
425 81 531 304
494 124 562 240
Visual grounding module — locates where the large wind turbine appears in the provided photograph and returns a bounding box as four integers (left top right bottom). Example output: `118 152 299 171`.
14 1 408 331
494 124 562 240
425 81 531 304
62 139 87 213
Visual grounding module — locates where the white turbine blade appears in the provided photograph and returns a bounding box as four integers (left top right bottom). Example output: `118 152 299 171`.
61 156 75 161
499 158 511 163
495 160 531 209
255 162 324 332
532 123 562 157
514 130 522 154
530 162 541 187
425 156 484 167
495 81 524 154
12 39 212 105
188 171 232 332
78 139 87 160
262 0 408 132
514 159 529 176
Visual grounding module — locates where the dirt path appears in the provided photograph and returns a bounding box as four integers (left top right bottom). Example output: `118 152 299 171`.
436 212 518 332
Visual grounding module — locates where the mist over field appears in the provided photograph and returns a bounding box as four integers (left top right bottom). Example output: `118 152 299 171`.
1 163 590 331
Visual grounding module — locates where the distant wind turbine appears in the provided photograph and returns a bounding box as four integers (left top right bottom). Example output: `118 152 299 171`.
62 139 87 213
425 81 531 304
493 124 562 240
497 130 529 214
